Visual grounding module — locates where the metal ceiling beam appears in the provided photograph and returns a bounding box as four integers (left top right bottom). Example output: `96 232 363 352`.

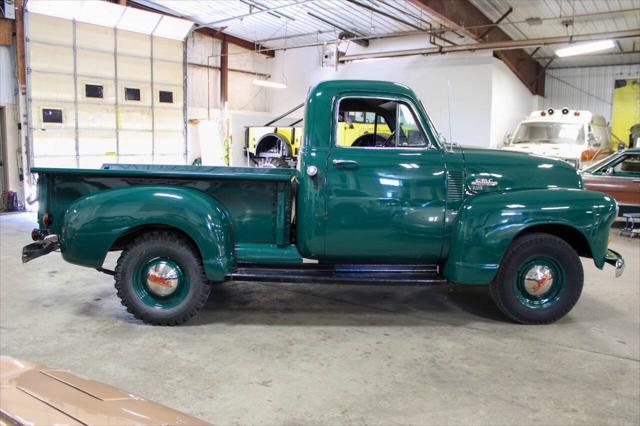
202 0 317 26
477 6 512 40
408 0 546 95
349 0 457 46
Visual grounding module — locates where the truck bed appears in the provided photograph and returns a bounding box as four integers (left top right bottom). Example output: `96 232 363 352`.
33 164 297 251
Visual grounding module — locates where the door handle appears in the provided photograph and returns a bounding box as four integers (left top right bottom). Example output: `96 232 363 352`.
332 159 359 169
633 179 640 183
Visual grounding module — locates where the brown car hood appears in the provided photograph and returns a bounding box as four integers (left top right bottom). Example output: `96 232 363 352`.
0 356 209 425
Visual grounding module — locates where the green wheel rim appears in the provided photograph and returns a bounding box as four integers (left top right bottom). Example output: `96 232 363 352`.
513 256 566 309
132 257 189 309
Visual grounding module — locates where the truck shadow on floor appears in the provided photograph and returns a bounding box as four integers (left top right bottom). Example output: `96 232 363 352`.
188 282 508 327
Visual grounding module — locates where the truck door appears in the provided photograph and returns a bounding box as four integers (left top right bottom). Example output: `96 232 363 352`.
324 95 446 262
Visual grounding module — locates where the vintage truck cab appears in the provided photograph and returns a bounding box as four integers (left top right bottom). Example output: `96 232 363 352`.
23 80 624 326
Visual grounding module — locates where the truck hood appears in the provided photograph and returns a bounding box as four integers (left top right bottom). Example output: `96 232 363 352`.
458 146 583 194
503 143 584 160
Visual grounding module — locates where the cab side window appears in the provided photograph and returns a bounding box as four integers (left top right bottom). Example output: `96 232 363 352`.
336 98 429 148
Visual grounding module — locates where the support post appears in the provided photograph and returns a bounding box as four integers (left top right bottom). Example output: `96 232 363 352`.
220 35 228 106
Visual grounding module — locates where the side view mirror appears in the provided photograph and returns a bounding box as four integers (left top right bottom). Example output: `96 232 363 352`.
504 133 512 146
604 167 614 175
348 122 354 129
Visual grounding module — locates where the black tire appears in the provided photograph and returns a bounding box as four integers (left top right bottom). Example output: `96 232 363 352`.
490 233 583 325
114 231 211 326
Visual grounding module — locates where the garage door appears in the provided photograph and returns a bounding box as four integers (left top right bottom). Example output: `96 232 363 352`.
26 5 190 169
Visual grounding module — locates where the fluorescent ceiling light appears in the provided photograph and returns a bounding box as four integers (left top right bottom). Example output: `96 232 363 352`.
253 78 287 89
555 40 616 57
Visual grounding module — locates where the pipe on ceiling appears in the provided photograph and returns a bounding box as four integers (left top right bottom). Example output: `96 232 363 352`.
339 29 640 62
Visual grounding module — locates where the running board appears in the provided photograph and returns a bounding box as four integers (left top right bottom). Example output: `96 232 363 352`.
227 264 447 286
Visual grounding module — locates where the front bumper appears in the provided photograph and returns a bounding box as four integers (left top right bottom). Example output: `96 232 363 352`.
604 249 625 278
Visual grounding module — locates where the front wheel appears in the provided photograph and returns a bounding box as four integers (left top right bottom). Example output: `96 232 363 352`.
490 233 583 325
114 231 211 325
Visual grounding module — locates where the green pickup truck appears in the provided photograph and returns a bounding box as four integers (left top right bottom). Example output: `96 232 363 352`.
23 80 624 326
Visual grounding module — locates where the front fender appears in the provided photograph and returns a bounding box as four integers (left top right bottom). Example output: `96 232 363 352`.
60 185 234 281
442 188 617 285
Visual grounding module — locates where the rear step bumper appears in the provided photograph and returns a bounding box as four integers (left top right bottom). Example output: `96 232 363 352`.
22 235 59 263
228 264 447 285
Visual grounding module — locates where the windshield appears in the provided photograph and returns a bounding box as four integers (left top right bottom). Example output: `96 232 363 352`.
513 122 585 145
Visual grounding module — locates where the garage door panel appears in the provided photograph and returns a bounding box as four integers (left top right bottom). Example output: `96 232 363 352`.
31 72 75 102
29 43 73 73
118 155 153 165
78 105 116 129
154 154 185 165
78 130 117 156
117 56 151 81
29 14 72 45
153 37 182 61
33 156 77 168
153 60 182 85
27 12 186 169
76 22 114 52
117 30 150 56
79 155 118 169
154 131 184 154
118 131 152 155
77 49 115 78
33 129 76 156
154 109 183 131
118 106 152 130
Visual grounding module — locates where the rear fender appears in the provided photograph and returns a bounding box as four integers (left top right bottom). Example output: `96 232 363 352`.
60 185 234 281
442 188 617 284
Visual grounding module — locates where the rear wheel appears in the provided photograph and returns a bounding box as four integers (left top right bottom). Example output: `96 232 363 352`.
114 231 211 325
490 233 583 325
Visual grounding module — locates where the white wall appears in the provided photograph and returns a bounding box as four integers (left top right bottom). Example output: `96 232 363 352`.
544 64 640 121
489 58 535 148
268 36 497 147
0 46 16 105
0 45 22 197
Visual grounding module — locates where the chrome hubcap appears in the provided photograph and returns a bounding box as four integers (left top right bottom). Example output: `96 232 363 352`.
146 261 180 296
523 265 554 296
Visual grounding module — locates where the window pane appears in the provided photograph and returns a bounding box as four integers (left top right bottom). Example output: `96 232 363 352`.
125 87 141 101
336 98 395 148
397 104 427 147
85 84 104 98
615 154 640 174
159 90 174 103
42 108 63 123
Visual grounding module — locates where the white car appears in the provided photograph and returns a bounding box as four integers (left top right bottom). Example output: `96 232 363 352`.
504 108 611 168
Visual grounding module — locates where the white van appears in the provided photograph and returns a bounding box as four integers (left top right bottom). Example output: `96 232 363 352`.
503 108 611 168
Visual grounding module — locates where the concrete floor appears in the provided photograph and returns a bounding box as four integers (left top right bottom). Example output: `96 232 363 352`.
1 211 639 425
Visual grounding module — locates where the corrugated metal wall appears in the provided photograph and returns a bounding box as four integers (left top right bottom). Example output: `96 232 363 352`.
27 12 186 169
544 64 640 121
